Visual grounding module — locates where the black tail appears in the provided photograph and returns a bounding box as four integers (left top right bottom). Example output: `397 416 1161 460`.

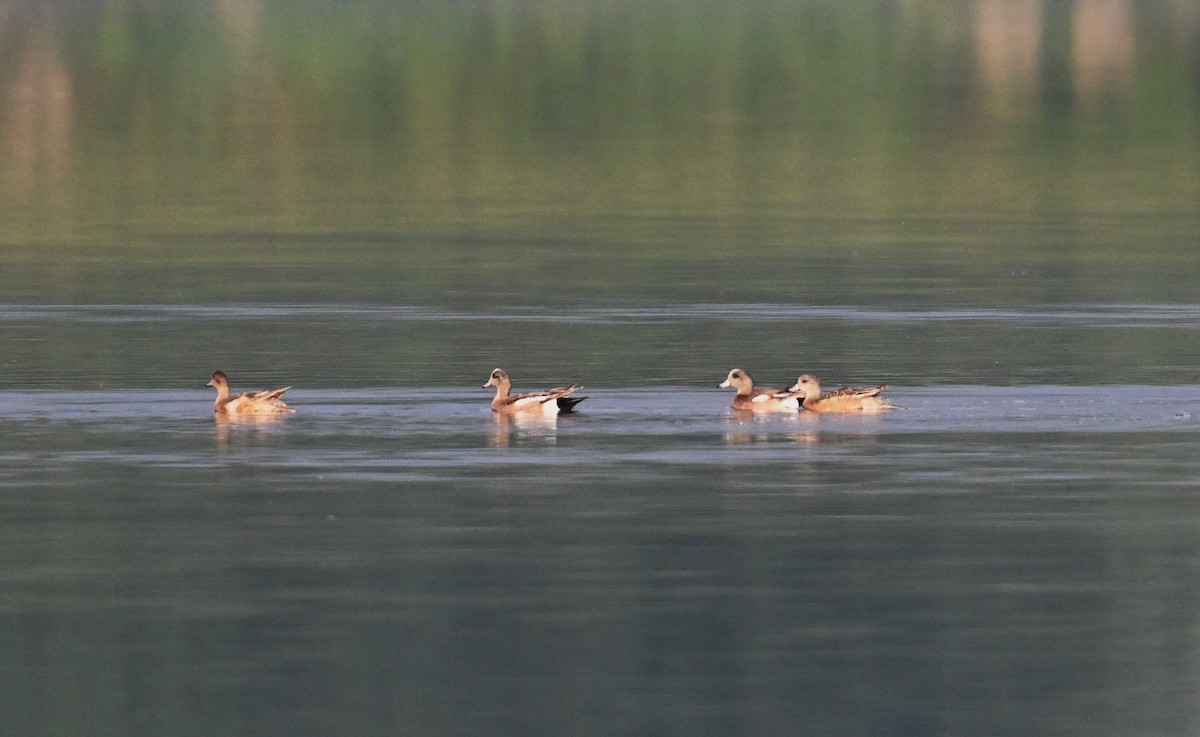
556 396 588 412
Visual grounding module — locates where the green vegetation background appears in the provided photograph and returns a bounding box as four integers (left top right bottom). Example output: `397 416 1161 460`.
0 1 1197 304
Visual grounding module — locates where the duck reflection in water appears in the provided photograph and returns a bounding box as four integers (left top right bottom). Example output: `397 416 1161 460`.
489 411 561 448
725 409 888 446
725 408 821 445
212 411 290 450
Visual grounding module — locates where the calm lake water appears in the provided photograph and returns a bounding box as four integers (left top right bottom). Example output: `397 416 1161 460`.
4 1 1200 736
4 306 1200 736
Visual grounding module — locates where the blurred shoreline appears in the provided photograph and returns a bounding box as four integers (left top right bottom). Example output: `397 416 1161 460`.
0 0 1196 244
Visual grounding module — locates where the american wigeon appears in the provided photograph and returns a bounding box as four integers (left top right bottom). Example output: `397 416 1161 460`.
788 374 897 413
718 368 803 412
207 371 295 414
482 368 587 415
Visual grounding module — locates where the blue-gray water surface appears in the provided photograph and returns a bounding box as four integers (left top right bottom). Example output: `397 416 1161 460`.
3 304 1200 737
5 1 1200 734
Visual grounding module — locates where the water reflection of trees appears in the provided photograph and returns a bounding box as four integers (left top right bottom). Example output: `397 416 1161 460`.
0 0 1197 241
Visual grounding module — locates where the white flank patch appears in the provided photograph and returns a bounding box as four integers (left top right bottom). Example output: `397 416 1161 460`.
510 393 559 414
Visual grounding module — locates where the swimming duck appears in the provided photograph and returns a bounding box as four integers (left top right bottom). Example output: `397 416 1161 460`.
788 374 897 413
207 371 295 414
718 368 803 412
483 368 587 415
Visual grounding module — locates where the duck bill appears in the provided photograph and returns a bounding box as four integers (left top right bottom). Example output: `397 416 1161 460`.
718 379 731 388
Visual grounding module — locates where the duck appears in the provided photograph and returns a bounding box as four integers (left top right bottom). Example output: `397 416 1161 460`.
207 371 295 414
483 368 587 415
718 368 803 412
788 373 897 413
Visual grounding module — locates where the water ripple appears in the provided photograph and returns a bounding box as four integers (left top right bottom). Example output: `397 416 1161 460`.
4 302 1200 327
